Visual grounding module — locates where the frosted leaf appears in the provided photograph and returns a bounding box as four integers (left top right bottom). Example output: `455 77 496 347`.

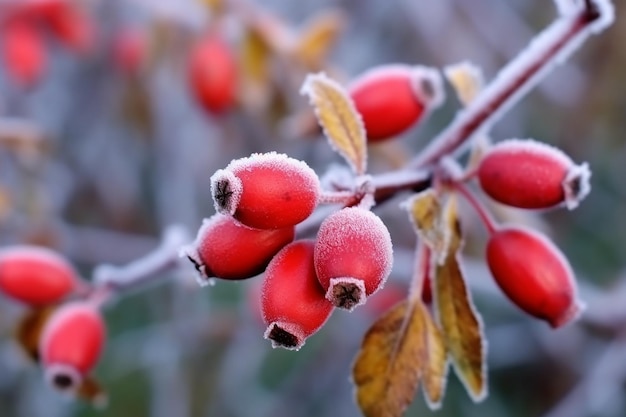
301 72 368 175
444 61 484 106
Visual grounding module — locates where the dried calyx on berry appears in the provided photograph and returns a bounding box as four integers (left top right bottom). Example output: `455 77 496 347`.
210 152 321 230
0 245 82 306
261 240 333 350
314 207 393 310
486 225 584 328
477 138 591 210
348 64 445 142
39 302 106 393
181 213 295 284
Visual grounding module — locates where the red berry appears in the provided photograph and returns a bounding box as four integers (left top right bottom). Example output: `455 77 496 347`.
486 226 583 328
112 28 147 75
348 65 444 142
261 240 333 350
188 32 237 114
181 213 295 283
314 207 393 310
1 20 46 86
40 302 106 391
211 152 321 229
0 246 81 306
478 139 591 210
44 3 94 54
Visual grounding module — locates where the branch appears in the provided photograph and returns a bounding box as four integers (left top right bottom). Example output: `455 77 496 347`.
409 0 614 169
91 225 191 303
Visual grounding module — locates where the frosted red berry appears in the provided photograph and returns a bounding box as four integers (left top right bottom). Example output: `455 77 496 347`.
113 29 147 75
486 226 583 328
181 214 295 283
40 302 106 391
1 20 46 86
188 32 237 114
0 246 81 306
314 207 393 310
261 240 333 350
478 139 591 210
348 65 444 142
44 2 94 54
211 152 321 229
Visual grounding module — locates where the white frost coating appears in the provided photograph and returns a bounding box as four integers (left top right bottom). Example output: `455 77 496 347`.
412 0 615 168
488 138 574 168
554 0 614 33
210 169 242 216
563 161 591 210
300 72 368 175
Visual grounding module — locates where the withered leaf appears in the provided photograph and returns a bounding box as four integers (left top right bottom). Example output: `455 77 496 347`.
77 376 108 409
239 27 273 110
404 189 449 264
301 72 367 175
444 62 484 106
15 306 57 362
421 304 448 409
353 300 426 417
291 9 345 70
434 196 487 401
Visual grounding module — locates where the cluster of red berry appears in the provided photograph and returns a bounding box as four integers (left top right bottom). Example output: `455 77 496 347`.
181 152 394 350
0 247 105 400
0 0 93 86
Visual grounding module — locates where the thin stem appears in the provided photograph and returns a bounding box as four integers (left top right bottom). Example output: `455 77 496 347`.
91 225 190 303
409 1 612 169
454 183 498 236
318 190 355 205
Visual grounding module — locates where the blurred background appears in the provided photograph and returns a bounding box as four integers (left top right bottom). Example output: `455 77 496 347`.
0 0 624 416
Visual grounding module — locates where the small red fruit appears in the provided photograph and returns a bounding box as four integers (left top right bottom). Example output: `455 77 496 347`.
262 240 333 350
486 226 583 328
348 65 444 142
211 152 321 229
181 213 295 283
0 246 81 306
1 20 46 86
478 139 591 210
44 2 94 54
40 302 106 391
112 28 148 75
188 32 237 114
314 207 393 310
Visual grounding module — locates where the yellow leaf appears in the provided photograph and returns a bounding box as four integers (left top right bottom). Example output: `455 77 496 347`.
15 306 57 362
239 27 272 110
433 196 487 401
404 189 450 264
301 73 367 175
291 9 345 70
421 305 448 409
444 62 484 106
353 300 426 417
